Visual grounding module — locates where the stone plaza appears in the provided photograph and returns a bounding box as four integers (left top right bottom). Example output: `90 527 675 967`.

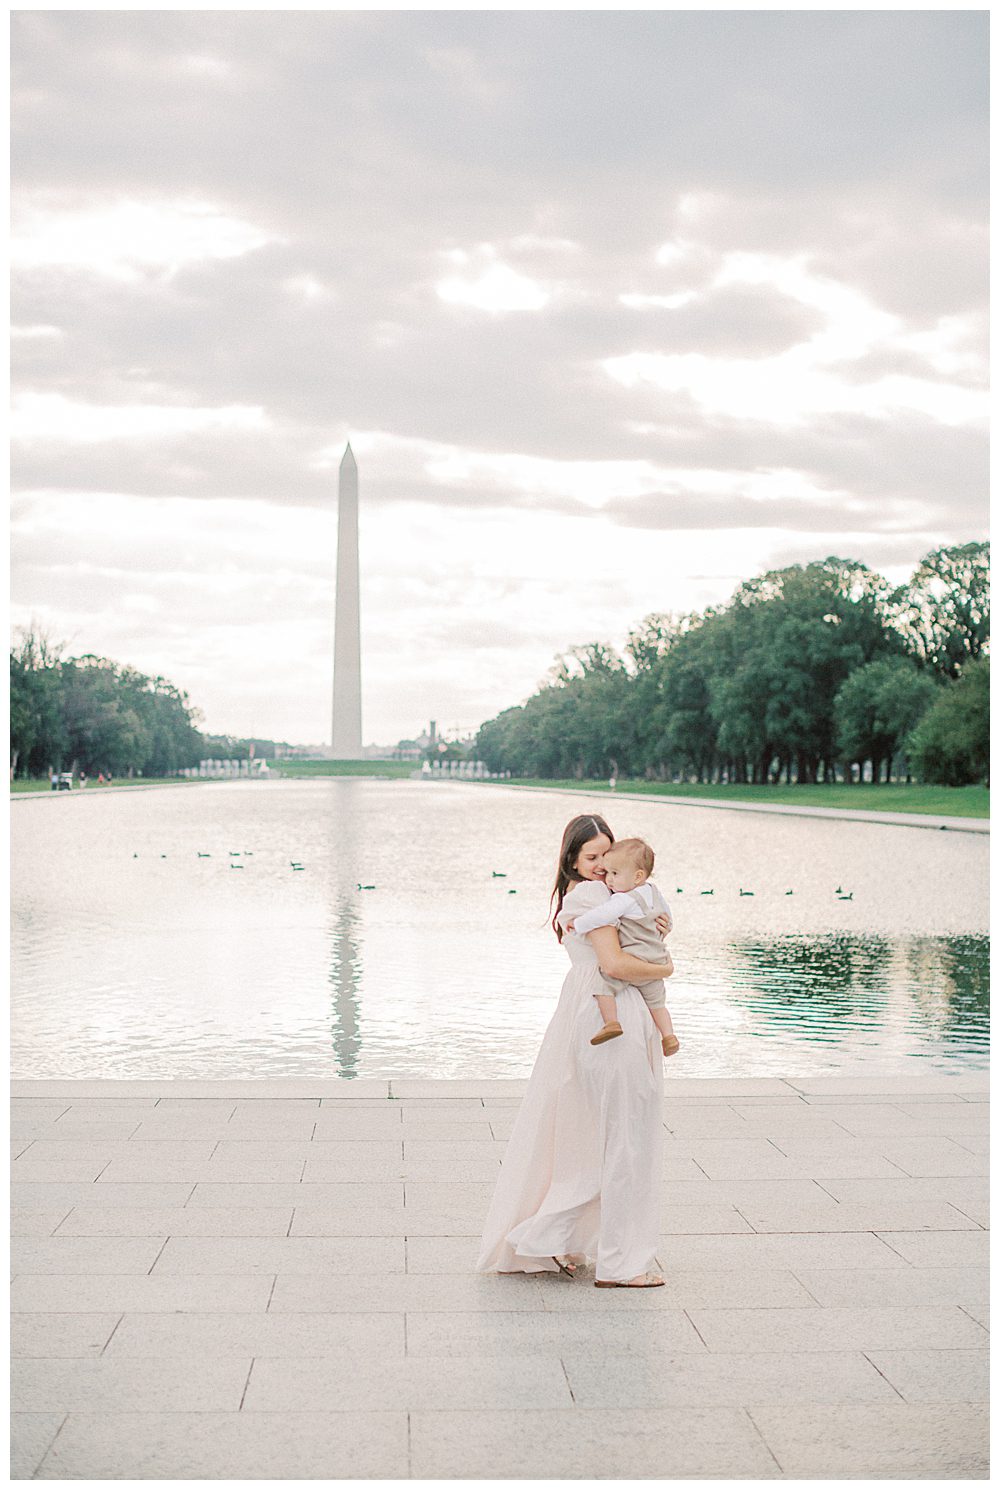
11 1073 989 1479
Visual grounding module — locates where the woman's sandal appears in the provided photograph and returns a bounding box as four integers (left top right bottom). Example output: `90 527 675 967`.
595 1272 664 1288
552 1256 578 1277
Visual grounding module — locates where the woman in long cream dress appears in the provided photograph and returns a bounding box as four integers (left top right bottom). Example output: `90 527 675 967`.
476 813 669 1287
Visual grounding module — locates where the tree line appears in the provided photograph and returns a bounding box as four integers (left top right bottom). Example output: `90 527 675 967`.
475 544 989 788
9 634 207 780
9 630 317 782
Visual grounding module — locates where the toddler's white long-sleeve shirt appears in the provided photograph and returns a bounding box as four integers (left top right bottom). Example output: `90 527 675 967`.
572 881 670 934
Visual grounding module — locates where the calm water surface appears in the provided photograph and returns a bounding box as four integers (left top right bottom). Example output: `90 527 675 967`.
11 779 989 1079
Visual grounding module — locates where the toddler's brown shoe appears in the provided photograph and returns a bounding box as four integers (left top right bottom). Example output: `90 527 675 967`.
591 1021 623 1046
662 1035 680 1057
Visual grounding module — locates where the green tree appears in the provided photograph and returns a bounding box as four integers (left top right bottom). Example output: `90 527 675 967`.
908 658 989 786
835 658 940 782
893 542 989 677
710 558 900 782
9 630 68 777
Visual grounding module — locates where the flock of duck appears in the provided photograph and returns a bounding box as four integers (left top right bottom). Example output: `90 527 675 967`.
128 855 855 900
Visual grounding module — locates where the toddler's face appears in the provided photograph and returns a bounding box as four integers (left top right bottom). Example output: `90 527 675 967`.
602 855 644 893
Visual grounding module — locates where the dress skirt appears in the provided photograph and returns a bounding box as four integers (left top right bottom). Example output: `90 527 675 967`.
476 879 663 1282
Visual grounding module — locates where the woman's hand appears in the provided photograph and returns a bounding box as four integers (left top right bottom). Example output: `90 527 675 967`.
563 917 576 933
655 911 672 939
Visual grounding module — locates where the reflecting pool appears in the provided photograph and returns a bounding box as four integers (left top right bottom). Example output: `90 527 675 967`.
10 779 989 1078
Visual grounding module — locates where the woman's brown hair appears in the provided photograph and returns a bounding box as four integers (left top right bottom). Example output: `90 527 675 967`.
549 813 614 941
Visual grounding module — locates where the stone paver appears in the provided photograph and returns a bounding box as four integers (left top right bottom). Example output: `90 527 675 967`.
11 1316 121 1360
408 1406 779 1479
562 1349 898 1407
876 1228 990 1268
9 1076 989 1479
864 1348 989 1404
33 1410 409 1479
687 1304 987 1353
12 1357 249 1413
101 1311 405 1359
792 1265 989 1310
747 1402 988 1478
243 1354 573 1412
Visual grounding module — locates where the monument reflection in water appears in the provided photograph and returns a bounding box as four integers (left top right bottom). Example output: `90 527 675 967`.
325 795 363 1077
9 778 990 1079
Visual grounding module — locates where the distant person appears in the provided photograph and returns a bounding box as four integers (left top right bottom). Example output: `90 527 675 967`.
478 813 672 1288
98 772 105 785
563 837 680 1056
79 772 87 788
50 771 58 791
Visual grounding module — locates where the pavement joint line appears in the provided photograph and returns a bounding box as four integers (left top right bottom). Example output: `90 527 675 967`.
35 1411 70 1479
744 1406 786 1475
99 1314 125 1357
787 1270 823 1306
51 1207 75 1237
862 1349 907 1401
683 1308 710 1350
239 1358 255 1411
146 1238 170 1274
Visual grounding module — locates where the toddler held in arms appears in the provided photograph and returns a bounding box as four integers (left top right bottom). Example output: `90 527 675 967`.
564 837 680 1057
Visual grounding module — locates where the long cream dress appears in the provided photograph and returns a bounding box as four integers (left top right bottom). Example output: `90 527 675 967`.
476 878 663 1282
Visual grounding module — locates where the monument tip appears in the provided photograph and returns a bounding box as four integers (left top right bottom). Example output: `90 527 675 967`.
341 441 357 468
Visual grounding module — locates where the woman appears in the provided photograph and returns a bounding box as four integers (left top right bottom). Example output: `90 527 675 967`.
476 813 670 1287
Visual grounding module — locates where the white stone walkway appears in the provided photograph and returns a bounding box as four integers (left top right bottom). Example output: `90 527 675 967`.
11 1075 989 1479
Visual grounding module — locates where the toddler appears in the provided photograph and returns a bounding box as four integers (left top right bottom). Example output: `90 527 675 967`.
566 837 680 1057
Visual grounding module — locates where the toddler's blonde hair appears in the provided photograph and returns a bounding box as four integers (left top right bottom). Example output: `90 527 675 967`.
604 837 655 877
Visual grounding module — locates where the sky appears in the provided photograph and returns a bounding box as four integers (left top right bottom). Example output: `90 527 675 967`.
10 8 989 748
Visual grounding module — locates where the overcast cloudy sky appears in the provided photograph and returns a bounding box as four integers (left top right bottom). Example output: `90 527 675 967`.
11 9 988 747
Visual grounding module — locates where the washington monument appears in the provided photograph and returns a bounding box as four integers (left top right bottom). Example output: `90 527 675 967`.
331 443 362 758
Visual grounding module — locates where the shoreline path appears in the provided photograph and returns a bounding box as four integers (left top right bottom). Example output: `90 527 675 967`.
12 1073 988 1479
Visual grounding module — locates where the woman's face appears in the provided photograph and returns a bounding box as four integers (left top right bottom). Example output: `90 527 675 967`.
573 833 612 880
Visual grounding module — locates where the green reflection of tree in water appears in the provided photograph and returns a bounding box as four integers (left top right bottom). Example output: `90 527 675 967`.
723 933 989 1056
900 935 990 1049
725 935 894 1043
327 892 363 1077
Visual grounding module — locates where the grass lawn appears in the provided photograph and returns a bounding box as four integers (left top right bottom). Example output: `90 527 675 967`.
11 761 416 793
479 778 990 819
10 776 206 794
270 760 416 779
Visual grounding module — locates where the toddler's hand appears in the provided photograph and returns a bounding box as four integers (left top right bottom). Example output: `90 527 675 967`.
655 912 672 937
564 918 577 933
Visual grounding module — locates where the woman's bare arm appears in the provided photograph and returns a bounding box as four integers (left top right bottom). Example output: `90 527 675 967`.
587 925 674 984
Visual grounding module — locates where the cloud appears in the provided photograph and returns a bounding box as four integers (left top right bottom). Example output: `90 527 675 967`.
11 392 270 443
11 197 281 281
437 254 551 314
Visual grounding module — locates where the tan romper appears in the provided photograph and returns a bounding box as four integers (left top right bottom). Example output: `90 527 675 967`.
594 884 672 1010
